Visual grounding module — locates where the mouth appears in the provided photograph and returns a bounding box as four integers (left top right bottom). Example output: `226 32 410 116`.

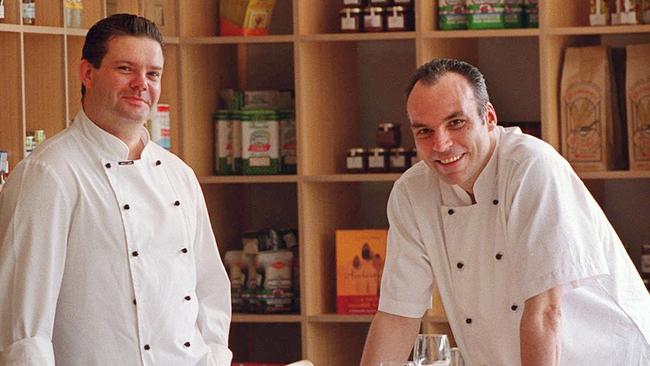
437 153 464 165
122 96 149 105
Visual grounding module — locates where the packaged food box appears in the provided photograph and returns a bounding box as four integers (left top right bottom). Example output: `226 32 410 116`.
279 109 297 174
257 250 294 313
625 43 650 170
590 0 610 26
219 0 277 36
523 0 538 27
561 46 619 171
611 0 639 25
147 104 171 150
241 110 280 175
438 0 468 30
467 0 505 29
214 110 243 175
336 229 388 315
504 0 523 28
224 251 246 313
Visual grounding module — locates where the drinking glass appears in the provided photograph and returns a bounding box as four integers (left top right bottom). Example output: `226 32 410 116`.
413 334 451 366
449 347 465 366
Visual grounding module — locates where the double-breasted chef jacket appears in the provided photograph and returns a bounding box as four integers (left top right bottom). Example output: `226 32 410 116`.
379 127 650 365
0 110 232 366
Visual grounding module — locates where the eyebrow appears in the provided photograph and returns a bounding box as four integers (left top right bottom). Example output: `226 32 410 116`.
111 60 163 71
410 111 466 128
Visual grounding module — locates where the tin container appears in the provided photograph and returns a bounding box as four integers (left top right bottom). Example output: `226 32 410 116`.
214 110 234 175
279 109 297 174
241 110 280 175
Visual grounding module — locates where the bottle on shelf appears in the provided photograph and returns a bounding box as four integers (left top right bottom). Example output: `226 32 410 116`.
0 0 6 23
65 0 83 28
22 0 35 25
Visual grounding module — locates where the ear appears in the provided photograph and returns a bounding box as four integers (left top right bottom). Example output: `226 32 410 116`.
485 102 498 131
80 59 94 90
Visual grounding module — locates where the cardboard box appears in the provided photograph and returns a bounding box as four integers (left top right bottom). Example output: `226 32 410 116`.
336 229 388 315
626 43 650 170
219 0 277 36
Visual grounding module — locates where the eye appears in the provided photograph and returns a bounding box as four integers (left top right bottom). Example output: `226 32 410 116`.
448 119 466 128
117 66 132 72
147 71 161 80
414 128 432 138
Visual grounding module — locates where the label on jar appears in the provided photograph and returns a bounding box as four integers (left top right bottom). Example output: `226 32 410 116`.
368 155 385 168
0 5 5 20
341 16 357 31
388 15 405 29
365 11 382 28
642 253 650 274
390 155 406 168
347 156 363 169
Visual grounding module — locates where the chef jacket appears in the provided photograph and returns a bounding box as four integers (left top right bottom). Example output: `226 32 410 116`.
0 110 233 366
379 126 650 365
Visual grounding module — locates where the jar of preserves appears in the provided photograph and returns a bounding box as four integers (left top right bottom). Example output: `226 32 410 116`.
363 6 385 32
346 147 368 173
376 122 401 149
343 0 366 6
642 244 650 280
410 147 421 166
367 147 389 173
340 7 363 32
386 5 415 31
389 147 411 172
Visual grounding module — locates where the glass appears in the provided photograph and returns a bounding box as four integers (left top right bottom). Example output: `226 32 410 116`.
379 362 416 366
450 347 465 366
413 334 451 366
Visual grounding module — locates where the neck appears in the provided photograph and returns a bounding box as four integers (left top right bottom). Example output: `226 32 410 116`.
83 105 146 160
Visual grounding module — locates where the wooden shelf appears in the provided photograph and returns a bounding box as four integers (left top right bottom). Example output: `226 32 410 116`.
233 314 302 323
18 25 65 35
199 175 298 184
302 174 402 183
423 28 539 39
300 32 416 42
546 24 650 36
182 35 295 45
577 170 650 180
308 314 374 323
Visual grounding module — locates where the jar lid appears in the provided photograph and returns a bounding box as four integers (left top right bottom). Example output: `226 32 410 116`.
340 7 362 14
348 147 366 155
643 244 650 250
368 147 387 153
378 122 399 130
390 147 406 153
364 6 385 13
386 6 405 11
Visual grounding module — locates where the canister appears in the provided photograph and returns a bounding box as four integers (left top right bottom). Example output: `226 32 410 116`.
279 109 297 174
241 110 280 175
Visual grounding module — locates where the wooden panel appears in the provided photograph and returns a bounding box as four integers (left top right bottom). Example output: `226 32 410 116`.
180 44 237 175
298 41 358 175
230 323 301 364
418 38 479 66
80 0 104 29
0 32 24 164
66 35 84 123
541 0 589 28
305 322 369 365
297 0 339 35
143 0 178 36
244 43 294 90
24 34 66 140
2 0 22 24
160 43 180 155
32 0 62 27
202 185 246 255
420 0 435 32
106 0 141 17
178 0 217 37
301 182 362 315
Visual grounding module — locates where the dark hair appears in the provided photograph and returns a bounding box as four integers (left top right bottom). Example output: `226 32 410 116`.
405 59 490 117
81 13 164 96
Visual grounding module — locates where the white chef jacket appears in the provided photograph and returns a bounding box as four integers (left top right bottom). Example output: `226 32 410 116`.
379 126 650 365
0 110 233 366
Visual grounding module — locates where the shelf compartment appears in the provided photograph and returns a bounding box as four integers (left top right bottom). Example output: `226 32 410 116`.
142 0 178 37
230 323 301 364
0 32 23 162
300 32 416 42
23 34 66 140
423 28 539 39
299 39 415 176
305 322 369 366
301 181 392 316
547 24 650 36
0 0 21 24
233 314 302 323
179 0 293 37
182 35 295 44
308 314 374 323
31 1 63 27
578 171 650 180
203 183 298 255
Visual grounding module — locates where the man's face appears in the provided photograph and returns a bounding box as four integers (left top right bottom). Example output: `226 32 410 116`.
407 73 497 193
81 36 163 128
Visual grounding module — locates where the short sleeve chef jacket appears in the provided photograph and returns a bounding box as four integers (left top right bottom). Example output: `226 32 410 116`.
0 110 233 366
379 126 650 365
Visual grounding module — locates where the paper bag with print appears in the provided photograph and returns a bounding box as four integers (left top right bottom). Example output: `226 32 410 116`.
626 43 650 170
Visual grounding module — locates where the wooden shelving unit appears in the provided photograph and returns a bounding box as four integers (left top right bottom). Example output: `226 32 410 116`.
1 0 649 365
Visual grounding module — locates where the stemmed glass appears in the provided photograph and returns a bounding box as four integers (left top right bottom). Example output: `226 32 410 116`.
412 334 451 366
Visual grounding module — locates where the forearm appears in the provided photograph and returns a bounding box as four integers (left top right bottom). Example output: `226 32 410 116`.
360 311 421 366
519 289 563 366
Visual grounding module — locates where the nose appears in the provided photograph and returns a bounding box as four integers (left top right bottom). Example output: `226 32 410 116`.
431 130 452 152
129 72 148 91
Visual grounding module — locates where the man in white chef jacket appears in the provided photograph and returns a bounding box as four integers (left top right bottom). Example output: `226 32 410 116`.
360 59 650 366
0 14 233 366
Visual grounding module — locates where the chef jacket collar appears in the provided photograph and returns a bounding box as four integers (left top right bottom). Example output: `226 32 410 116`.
441 127 501 206
73 109 152 162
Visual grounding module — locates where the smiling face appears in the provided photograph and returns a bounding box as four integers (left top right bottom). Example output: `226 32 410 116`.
80 35 164 132
407 72 497 194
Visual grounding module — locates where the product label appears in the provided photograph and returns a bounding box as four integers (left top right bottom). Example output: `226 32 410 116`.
390 155 406 168
368 156 385 168
0 5 6 19
564 81 603 162
366 14 381 28
347 156 363 169
628 81 650 161
341 16 356 31
388 15 405 29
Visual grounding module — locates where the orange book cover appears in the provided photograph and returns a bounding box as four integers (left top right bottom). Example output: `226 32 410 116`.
336 229 388 315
